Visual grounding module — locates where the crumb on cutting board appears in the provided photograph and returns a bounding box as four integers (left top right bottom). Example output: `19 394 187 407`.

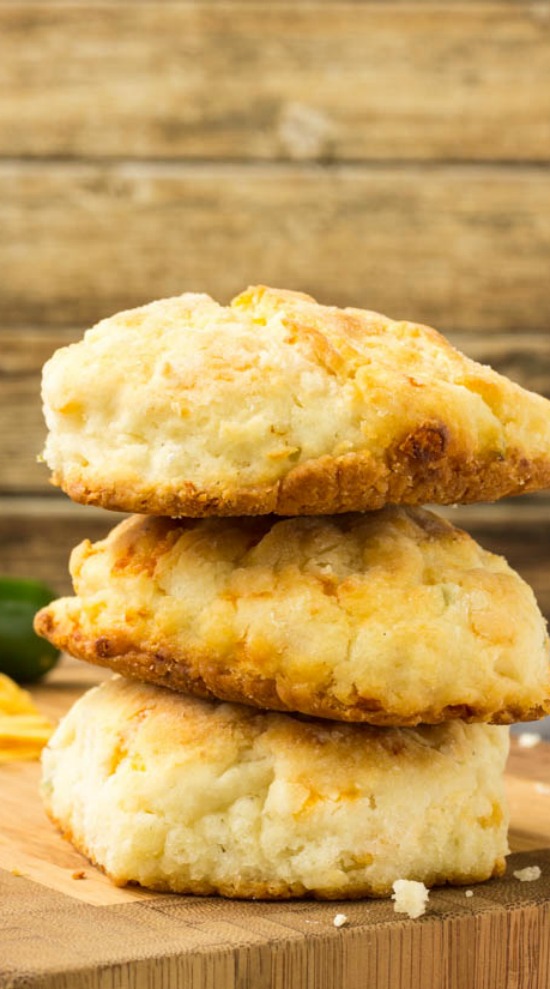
517 733 542 749
71 870 87 880
513 866 541 882
391 879 429 919
333 913 348 928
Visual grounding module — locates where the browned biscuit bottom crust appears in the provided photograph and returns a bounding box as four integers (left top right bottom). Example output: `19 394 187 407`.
52 444 550 517
35 626 549 727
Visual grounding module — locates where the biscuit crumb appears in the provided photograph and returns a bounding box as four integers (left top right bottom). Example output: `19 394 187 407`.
465 890 474 898
517 733 542 749
534 782 550 796
513 866 541 882
71 870 86 880
333 913 348 928
392 879 429 919
11 868 24 877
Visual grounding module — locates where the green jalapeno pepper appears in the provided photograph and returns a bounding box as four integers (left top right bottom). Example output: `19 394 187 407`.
0 577 60 683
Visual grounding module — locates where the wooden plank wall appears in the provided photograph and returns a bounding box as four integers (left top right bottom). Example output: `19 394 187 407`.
0 2 549 619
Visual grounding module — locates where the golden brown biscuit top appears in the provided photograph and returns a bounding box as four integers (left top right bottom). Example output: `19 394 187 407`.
46 675 509 784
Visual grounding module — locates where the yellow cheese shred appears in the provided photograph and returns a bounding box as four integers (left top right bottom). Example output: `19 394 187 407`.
0 673 54 761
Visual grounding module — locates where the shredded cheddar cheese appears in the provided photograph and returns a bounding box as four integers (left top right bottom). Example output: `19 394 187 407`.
0 673 54 761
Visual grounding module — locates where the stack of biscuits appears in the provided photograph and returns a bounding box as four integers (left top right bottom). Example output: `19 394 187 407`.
35 285 550 900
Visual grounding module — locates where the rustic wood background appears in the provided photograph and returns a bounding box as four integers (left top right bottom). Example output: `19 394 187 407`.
0 1 549 625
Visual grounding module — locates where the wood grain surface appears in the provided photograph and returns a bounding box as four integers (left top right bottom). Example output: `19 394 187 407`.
2 3 550 161
2 163 550 330
0 659 549 989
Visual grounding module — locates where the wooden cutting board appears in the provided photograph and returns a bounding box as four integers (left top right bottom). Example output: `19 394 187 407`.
1 660 549 989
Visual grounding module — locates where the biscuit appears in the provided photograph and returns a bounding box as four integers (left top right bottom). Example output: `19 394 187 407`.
41 677 510 899
41 286 550 516
34 507 550 726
